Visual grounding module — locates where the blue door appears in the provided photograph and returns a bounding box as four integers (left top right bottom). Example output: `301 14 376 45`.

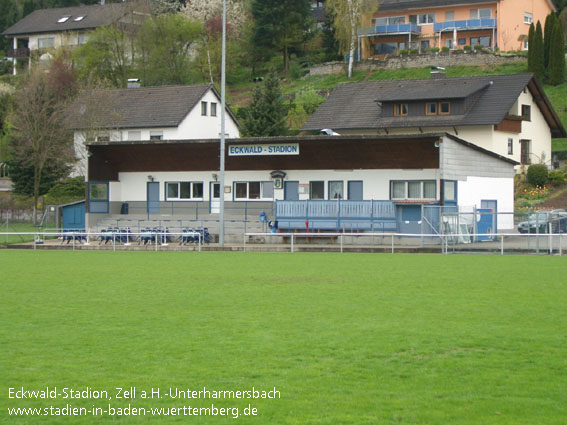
398 205 422 234
62 202 85 230
477 200 497 242
348 181 363 200
284 181 299 201
147 182 160 214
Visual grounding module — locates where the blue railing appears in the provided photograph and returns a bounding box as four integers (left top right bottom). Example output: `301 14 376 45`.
275 200 397 232
434 19 496 31
358 23 421 36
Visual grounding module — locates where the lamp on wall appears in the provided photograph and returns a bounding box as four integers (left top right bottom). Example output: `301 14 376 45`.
212 173 218 182
147 175 154 182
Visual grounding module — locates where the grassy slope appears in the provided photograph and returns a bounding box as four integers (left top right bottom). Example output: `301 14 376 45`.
1 251 566 425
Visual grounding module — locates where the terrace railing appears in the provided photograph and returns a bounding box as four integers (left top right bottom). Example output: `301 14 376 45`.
434 19 496 32
358 23 421 37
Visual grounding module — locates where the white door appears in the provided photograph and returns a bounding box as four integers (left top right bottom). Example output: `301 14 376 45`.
210 182 221 213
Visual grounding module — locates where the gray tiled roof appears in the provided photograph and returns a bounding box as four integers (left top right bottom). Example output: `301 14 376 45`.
301 74 566 137
378 0 497 12
71 84 238 130
2 3 133 36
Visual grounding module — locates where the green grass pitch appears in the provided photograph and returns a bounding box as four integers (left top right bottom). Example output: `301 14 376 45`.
1 251 566 424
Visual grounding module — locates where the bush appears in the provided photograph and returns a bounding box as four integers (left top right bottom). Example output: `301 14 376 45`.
526 164 549 187
463 45 472 51
429 47 440 53
441 46 450 53
398 49 409 56
473 44 484 51
548 169 566 185
44 177 86 205
410 49 419 54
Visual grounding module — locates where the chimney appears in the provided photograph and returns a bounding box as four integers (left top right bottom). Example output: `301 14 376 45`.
127 78 140 88
430 66 446 79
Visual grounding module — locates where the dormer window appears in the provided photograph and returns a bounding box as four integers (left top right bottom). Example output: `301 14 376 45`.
426 102 451 116
394 103 408 116
74 16 85 21
57 16 70 23
426 103 437 115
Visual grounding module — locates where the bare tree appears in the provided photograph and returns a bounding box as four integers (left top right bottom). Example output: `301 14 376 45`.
9 69 75 223
326 0 379 78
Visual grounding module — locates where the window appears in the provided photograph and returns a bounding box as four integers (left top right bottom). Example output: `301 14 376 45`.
150 131 163 140
458 38 466 46
520 139 531 164
310 181 324 200
88 182 109 213
439 102 450 115
420 40 430 52
524 40 529 51
470 8 491 19
373 42 397 55
508 138 514 155
57 16 70 23
38 37 55 48
445 11 454 21
201 101 207 116
524 12 533 24
410 13 435 25
426 103 438 115
234 181 273 200
77 33 87 45
471 36 491 47
443 181 456 202
210 102 217 117
328 181 344 199
373 16 405 26
96 132 109 142
74 16 85 21
445 39 454 49
391 181 437 200
394 103 408 116
521 104 531 121
128 131 141 141
165 182 204 200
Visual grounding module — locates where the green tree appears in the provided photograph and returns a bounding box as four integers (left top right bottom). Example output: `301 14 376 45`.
527 22 535 73
533 21 545 81
74 25 132 88
321 10 342 61
8 65 75 222
326 0 378 78
137 13 203 86
251 0 313 71
241 70 288 136
544 13 555 69
548 20 566 85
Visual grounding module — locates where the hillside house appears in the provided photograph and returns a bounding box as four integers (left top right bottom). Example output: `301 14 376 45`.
301 73 566 170
2 2 148 75
71 84 240 177
359 0 556 57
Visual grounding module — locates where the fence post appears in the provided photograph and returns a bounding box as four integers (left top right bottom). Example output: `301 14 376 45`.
291 234 294 253
560 233 562 256
113 232 116 252
500 234 504 256
391 234 394 254
340 233 343 253
243 233 246 252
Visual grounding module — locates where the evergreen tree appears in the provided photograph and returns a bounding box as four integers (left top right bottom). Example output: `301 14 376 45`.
527 23 535 73
548 20 566 85
533 21 545 81
241 70 288 137
544 13 555 69
251 0 313 71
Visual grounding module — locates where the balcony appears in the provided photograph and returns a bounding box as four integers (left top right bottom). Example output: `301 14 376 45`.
7 48 30 58
434 19 496 32
359 23 421 37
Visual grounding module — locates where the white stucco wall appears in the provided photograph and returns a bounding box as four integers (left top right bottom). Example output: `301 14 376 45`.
117 169 440 203
457 177 515 230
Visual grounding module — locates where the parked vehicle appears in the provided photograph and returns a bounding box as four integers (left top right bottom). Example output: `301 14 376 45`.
517 209 567 233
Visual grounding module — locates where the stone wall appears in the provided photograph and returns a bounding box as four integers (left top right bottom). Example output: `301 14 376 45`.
308 52 527 76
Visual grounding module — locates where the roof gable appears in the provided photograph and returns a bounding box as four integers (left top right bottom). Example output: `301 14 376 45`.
2 3 138 36
301 74 566 137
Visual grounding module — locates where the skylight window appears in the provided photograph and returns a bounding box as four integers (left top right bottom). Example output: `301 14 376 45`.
57 16 70 23
74 16 85 21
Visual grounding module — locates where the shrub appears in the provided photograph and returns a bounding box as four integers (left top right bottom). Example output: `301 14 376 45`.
441 46 450 53
526 164 549 187
398 49 409 56
463 45 472 51
409 49 419 54
548 169 566 185
429 47 440 53
473 44 483 50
